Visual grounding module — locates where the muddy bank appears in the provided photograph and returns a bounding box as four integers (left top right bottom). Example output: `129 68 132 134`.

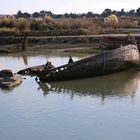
0 43 101 56
0 34 140 54
1 34 140 45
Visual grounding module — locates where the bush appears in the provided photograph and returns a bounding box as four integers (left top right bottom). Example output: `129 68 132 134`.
78 28 89 35
17 19 30 31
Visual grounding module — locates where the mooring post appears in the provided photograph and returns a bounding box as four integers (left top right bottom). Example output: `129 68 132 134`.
22 35 28 51
103 50 105 73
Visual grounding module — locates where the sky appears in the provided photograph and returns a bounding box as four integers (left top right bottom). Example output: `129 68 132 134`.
0 0 139 14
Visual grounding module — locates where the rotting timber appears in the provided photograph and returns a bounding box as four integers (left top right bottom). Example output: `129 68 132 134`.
17 61 55 75
36 44 140 83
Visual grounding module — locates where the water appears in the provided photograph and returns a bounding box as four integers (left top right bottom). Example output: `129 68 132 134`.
0 54 140 140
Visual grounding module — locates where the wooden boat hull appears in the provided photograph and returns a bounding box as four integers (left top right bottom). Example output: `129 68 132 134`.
37 44 140 82
17 62 55 76
17 65 45 75
0 74 22 88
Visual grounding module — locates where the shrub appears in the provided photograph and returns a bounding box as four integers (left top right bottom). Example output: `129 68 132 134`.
78 28 89 35
17 18 30 31
104 14 119 24
118 18 138 28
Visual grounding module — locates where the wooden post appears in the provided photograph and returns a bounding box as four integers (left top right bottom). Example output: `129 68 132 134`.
103 50 106 73
22 35 28 51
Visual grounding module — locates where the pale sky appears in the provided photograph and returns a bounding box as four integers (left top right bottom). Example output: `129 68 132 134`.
0 0 139 14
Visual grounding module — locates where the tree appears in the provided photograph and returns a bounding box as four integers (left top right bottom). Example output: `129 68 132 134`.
102 9 112 17
16 10 23 18
32 12 40 18
46 11 53 17
136 7 140 16
127 10 135 17
87 12 94 18
23 12 31 18
40 10 47 17
64 13 69 18
69 13 77 18
120 8 126 16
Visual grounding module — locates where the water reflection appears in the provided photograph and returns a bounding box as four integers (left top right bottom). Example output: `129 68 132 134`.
21 53 28 65
37 70 139 100
0 88 13 94
0 54 80 72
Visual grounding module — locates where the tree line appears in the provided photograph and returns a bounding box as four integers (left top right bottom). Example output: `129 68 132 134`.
14 8 140 19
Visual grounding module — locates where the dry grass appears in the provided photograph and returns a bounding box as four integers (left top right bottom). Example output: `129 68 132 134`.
0 16 140 36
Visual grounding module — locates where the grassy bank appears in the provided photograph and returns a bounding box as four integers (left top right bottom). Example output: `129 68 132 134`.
0 16 140 37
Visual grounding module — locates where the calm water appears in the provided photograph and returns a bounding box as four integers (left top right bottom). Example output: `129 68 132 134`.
0 54 140 140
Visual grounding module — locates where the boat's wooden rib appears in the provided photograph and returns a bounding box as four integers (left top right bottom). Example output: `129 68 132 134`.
36 44 140 82
17 65 46 75
17 62 55 75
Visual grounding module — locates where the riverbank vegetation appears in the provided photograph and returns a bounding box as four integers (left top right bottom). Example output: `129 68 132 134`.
0 8 140 36
0 8 140 54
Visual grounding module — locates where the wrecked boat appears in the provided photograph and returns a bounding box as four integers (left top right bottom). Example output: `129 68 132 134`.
36 44 140 82
17 61 55 75
0 69 22 88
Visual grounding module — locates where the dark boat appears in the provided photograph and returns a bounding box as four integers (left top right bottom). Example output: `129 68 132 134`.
17 61 55 75
0 69 22 88
36 44 140 82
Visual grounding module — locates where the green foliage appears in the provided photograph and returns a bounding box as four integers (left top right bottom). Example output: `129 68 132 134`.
17 19 30 31
0 16 17 28
30 20 44 30
78 28 89 35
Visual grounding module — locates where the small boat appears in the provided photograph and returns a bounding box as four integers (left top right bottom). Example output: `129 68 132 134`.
36 44 140 83
17 61 55 75
0 69 22 88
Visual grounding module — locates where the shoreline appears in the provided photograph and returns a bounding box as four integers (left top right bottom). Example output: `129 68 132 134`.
0 33 140 55
0 43 100 56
